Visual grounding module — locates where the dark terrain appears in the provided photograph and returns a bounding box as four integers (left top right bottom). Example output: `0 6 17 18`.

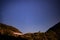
0 22 60 40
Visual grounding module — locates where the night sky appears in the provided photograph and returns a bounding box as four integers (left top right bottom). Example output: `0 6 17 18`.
0 0 60 33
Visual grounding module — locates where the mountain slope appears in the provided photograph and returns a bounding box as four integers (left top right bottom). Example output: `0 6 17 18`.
46 22 60 40
0 22 60 40
46 22 60 34
46 22 60 36
0 23 28 40
24 22 60 40
0 23 23 37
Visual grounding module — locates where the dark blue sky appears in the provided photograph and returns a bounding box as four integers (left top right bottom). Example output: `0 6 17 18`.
0 0 60 33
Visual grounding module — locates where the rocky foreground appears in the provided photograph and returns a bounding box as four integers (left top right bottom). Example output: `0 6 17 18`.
0 22 60 40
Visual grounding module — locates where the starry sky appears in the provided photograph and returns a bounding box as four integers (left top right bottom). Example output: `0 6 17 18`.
0 0 60 33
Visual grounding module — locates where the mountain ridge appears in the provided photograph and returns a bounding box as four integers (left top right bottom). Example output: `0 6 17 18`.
0 22 60 40
0 23 23 37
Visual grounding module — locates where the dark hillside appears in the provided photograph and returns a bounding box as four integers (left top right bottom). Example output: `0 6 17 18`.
0 34 27 40
46 22 60 34
46 22 60 40
0 23 27 40
0 23 21 33
0 22 60 40
0 23 22 37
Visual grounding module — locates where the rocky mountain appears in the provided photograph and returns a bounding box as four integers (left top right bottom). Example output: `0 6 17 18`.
46 22 60 35
0 23 23 37
46 22 60 40
0 22 60 40
24 22 60 40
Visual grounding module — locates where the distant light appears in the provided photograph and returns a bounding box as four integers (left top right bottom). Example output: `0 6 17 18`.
13 32 23 35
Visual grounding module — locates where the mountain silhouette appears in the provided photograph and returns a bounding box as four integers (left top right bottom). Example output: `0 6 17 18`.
46 22 60 34
0 23 23 37
46 22 60 40
0 23 27 40
24 22 60 40
0 22 60 40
